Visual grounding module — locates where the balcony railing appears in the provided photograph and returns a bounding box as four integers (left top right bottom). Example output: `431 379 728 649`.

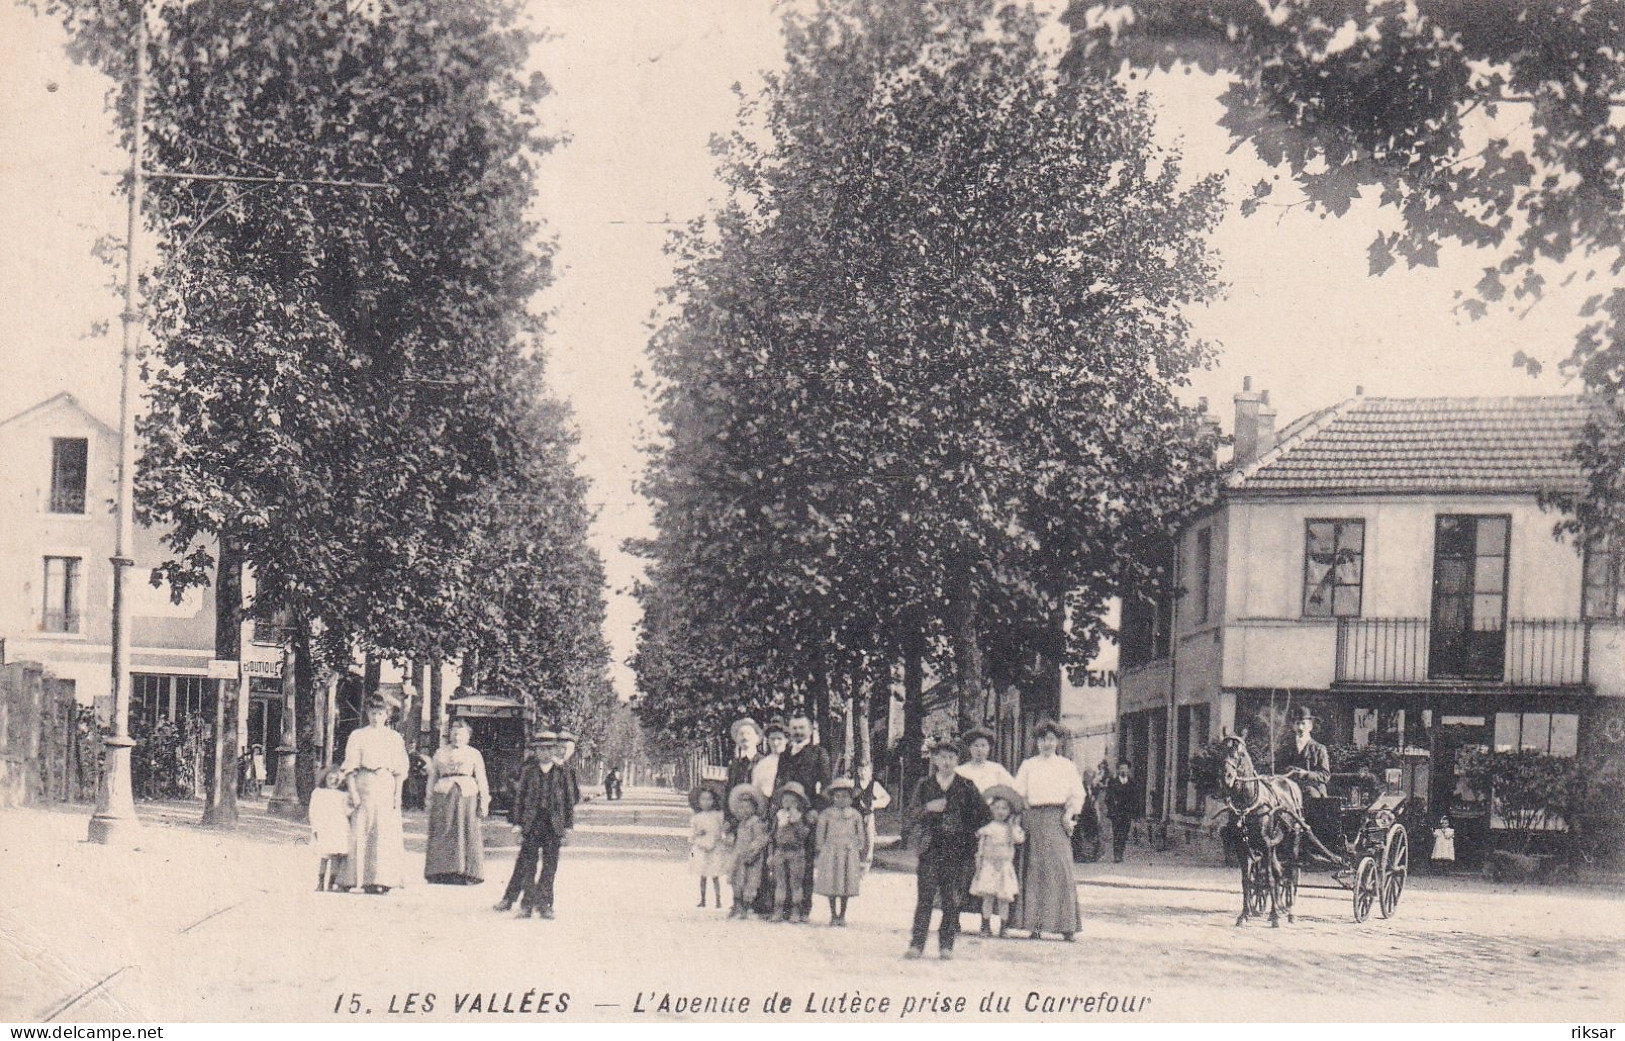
48 487 86 514
1335 617 1591 687
41 609 81 634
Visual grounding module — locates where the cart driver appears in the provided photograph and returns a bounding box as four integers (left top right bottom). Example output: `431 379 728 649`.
1279 706 1331 799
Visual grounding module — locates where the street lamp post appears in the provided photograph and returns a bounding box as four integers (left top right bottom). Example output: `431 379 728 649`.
88 7 148 845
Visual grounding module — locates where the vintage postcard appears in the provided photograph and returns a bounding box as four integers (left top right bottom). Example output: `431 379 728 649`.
2 0 1622 1029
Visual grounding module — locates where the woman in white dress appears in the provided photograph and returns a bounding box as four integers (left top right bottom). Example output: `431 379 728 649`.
339 694 410 894
1012 720 1086 939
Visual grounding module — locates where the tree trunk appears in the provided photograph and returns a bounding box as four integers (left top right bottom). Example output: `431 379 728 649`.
811 656 831 747
900 627 925 812
842 668 856 777
948 569 984 734
429 654 445 742
363 653 381 698
201 533 242 828
292 617 320 810
855 668 872 776
458 649 478 694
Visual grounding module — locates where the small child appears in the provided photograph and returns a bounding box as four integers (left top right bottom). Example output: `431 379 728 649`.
1431 815 1456 874
689 785 728 908
814 778 865 926
728 784 771 919
308 766 352 891
769 782 812 923
971 784 1026 937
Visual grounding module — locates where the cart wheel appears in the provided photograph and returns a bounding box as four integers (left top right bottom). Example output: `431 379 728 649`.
1246 855 1271 915
1379 824 1408 919
1276 861 1299 912
1353 856 1379 923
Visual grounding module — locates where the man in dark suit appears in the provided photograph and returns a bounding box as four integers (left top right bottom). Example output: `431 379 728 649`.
723 717 762 829
496 727 580 919
778 713 831 915
1278 706 1331 799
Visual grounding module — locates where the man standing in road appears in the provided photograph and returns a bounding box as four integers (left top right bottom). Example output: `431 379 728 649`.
496 727 580 919
778 712 831 917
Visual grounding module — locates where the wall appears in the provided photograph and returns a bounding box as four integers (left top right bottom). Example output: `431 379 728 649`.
1221 493 1594 691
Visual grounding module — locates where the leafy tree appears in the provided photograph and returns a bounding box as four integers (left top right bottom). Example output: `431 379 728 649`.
635 0 1223 749
1065 0 1625 537
1456 747 1578 853
36 0 607 806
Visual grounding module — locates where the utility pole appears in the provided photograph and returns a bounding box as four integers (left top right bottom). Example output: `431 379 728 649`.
88 6 147 845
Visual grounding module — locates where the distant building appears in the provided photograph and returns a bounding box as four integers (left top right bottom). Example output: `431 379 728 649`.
1117 384 1625 861
0 393 279 735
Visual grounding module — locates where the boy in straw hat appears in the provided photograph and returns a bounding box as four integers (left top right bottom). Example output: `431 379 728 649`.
768 781 812 923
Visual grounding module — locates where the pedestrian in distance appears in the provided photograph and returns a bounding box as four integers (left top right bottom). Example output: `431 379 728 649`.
972 785 1025 937
338 694 410 895
1106 760 1138 864
727 783 771 920
1011 720 1084 940
814 777 864 926
689 783 729 908
309 766 352 892
496 727 580 919
604 766 623 801
905 736 991 961
423 719 490 885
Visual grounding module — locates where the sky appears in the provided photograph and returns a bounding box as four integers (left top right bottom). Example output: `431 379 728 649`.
0 1 1591 700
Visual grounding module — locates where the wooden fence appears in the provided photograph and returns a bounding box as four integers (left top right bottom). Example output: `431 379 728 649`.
1 661 100 808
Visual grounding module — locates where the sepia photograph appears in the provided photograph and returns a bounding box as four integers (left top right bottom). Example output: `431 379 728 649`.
1 0 1623 1028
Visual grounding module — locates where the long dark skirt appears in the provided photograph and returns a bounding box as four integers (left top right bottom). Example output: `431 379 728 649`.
424 780 485 884
1012 805 1081 935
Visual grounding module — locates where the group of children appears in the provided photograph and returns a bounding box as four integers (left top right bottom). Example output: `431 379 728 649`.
687 770 1032 937
689 777 867 925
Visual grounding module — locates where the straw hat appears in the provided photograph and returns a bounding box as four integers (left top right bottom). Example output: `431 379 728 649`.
729 717 762 744
773 780 808 806
689 781 726 812
983 784 1025 814
728 783 766 818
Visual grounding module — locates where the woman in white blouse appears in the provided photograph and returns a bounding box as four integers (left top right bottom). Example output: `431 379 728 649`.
339 694 410 894
1012 720 1085 940
424 719 490 884
955 729 1016 792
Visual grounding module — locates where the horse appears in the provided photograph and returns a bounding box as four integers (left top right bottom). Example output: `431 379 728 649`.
1218 734 1304 927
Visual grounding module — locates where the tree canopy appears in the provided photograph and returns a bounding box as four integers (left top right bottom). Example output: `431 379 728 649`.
634 0 1223 748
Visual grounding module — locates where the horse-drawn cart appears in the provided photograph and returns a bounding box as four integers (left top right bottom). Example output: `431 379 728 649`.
1222 736 1410 926
1255 788 1410 924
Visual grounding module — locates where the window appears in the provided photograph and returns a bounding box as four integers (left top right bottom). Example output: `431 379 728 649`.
1120 592 1173 668
49 438 88 514
1194 527 1212 624
1430 515 1510 680
1493 712 1579 757
1303 519 1365 617
132 674 212 727
1583 539 1624 619
41 556 81 633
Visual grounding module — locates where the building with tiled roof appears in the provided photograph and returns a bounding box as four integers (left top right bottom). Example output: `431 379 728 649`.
1114 382 1625 866
1230 394 1594 497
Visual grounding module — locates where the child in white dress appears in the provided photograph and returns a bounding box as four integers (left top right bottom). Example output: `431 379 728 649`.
689 785 729 908
1431 816 1456 874
308 767 353 892
971 786 1026 937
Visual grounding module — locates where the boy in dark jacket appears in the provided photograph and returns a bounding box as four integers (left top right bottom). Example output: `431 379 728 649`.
905 737 991 960
495 728 580 919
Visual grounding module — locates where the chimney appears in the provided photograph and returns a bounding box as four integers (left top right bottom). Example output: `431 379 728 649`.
1257 389 1277 460
1233 376 1267 468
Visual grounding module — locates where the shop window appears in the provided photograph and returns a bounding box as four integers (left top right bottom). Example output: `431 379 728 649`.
1175 703 1210 815
1303 519 1364 617
1493 712 1579 757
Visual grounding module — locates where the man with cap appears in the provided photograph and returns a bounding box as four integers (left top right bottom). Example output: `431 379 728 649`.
496 727 581 919
1278 706 1331 799
905 736 991 960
